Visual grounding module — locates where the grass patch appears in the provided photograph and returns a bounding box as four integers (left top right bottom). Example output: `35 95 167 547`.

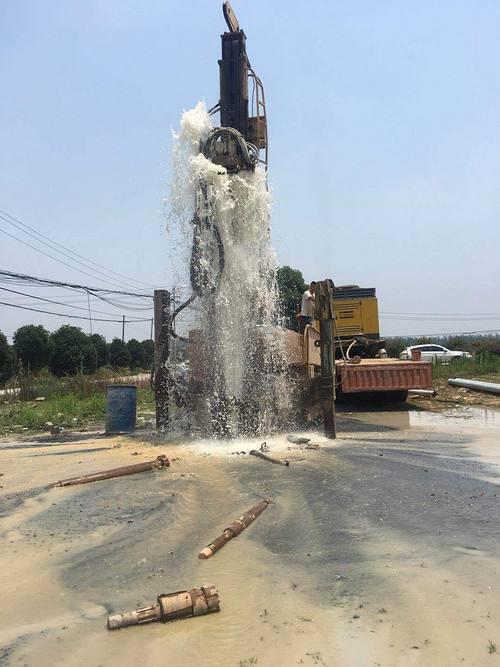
0 394 106 432
432 353 500 380
0 387 154 434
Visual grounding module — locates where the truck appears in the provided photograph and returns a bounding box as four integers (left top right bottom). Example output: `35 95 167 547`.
284 284 433 408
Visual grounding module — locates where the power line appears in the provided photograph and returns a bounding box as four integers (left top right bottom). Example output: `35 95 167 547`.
0 208 156 290
0 269 151 298
386 328 500 338
0 293 150 306
381 311 500 316
0 286 147 320
0 226 138 291
0 300 150 323
381 315 500 321
0 290 153 314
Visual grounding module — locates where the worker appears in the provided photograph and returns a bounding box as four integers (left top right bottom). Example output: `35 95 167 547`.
300 281 316 333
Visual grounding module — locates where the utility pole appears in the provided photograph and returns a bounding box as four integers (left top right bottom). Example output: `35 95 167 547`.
150 318 153 340
314 279 337 439
154 289 170 431
121 315 125 342
87 293 93 335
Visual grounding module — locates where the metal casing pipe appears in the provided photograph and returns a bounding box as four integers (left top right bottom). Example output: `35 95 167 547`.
108 585 220 630
199 498 271 559
448 378 500 395
49 455 169 488
408 389 437 397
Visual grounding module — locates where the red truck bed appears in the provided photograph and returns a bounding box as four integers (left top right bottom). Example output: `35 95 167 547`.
337 358 433 393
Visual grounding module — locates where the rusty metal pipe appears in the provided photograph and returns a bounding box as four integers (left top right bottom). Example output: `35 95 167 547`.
49 455 169 488
249 449 289 466
108 584 220 630
199 499 271 559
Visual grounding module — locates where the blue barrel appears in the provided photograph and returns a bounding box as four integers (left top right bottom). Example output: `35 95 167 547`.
105 385 137 434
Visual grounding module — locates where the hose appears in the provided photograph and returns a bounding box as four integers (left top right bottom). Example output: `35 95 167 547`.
190 216 225 298
169 293 197 343
345 340 356 362
202 127 258 170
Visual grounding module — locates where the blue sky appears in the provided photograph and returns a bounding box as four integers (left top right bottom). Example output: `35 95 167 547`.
1 0 499 341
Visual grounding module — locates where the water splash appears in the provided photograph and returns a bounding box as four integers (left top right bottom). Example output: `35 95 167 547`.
170 103 290 436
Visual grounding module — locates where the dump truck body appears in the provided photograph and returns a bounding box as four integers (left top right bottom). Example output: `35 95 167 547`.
286 324 432 400
290 285 433 401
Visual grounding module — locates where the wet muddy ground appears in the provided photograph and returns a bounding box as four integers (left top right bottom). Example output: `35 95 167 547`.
1 406 500 666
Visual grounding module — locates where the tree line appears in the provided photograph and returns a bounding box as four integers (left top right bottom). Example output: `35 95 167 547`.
4 267 498 385
0 324 154 384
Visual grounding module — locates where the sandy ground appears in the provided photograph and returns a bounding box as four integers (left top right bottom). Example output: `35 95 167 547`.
1 407 500 666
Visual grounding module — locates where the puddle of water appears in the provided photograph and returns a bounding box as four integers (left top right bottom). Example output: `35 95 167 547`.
342 407 500 473
341 411 411 431
341 406 500 433
409 406 500 430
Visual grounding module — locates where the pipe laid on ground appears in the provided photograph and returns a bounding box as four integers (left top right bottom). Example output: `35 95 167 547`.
108 584 220 630
448 378 500 395
249 449 290 466
49 454 169 488
408 389 437 397
199 498 271 559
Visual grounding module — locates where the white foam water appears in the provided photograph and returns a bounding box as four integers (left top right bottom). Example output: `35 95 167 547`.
169 102 290 436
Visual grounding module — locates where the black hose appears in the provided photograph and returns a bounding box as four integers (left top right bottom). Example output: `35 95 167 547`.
189 216 225 298
169 293 196 343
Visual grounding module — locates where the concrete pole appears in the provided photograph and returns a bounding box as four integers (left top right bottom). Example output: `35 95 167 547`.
314 279 336 439
154 289 170 431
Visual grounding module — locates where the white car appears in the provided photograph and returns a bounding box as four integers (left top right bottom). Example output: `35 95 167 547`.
400 344 472 363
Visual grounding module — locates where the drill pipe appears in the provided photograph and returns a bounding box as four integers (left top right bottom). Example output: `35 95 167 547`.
249 449 290 466
49 455 169 488
199 498 271 559
108 584 220 630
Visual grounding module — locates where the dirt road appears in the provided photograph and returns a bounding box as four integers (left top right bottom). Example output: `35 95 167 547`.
1 407 500 666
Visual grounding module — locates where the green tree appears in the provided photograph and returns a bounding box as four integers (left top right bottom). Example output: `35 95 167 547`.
109 338 132 368
385 337 407 358
127 338 145 369
13 324 53 370
0 331 15 384
276 265 306 331
141 339 154 368
49 325 95 376
89 334 108 369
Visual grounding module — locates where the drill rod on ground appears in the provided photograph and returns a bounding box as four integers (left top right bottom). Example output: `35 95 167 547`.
249 449 290 466
199 498 271 559
108 584 220 630
49 455 169 488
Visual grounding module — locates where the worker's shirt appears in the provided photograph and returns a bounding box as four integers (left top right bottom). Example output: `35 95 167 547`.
301 290 315 317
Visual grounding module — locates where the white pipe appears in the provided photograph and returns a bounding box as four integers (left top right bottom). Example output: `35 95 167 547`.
448 378 500 395
408 389 437 397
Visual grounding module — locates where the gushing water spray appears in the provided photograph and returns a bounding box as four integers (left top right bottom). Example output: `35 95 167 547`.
171 104 289 436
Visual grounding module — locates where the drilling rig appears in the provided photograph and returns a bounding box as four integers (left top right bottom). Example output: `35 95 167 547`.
189 1 268 299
